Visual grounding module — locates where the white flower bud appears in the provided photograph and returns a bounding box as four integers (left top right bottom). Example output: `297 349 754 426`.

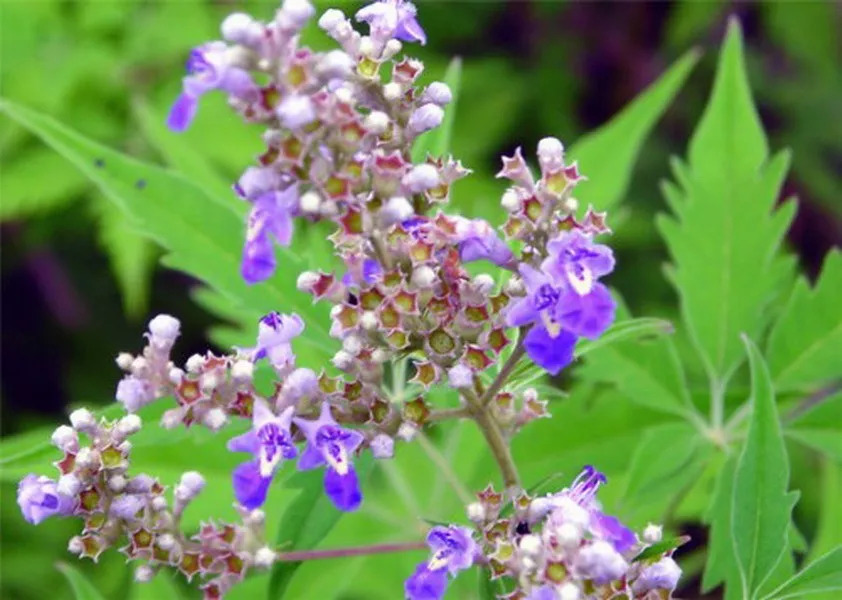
643 523 663 544
632 557 681 594
403 164 440 193
342 335 362 355
161 408 184 429
467 502 486 523
134 564 156 583
519 534 542 557
576 540 629 584
371 348 390 363
537 137 565 172
175 471 205 502
57 474 81 497
447 364 473 388
278 0 315 30
318 8 345 32
157 533 176 550
186 353 204 374
382 82 402 101
364 110 390 135
151 496 168 512
501 188 521 212
297 271 321 293
360 312 378 331
334 86 354 105
277 95 316 129
200 371 220 394
116 414 142 438
358 36 375 58
317 50 354 80
118 440 132 454
408 103 444 134
411 265 436 288
247 509 266 526
472 274 495 294
69 408 97 433
563 196 578 213
381 195 414 226
75 447 96 469
116 352 134 370
421 82 453 106
68 536 85 555
504 276 525 296
51 425 79 452
221 13 262 46
168 367 184 384
370 434 394 459
254 547 276 568
556 522 582 550
108 474 127 493
148 314 180 345
558 582 581 600
332 350 354 370
397 422 417 442
130 357 149 376
299 190 322 215
319 199 339 217
232 359 254 383
383 39 402 59
203 408 228 431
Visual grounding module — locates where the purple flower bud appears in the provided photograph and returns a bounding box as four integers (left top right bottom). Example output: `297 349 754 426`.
220 13 263 46
370 434 394 459
276 0 315 31
403 164 440 194
116 376 153 413
575 540 629 584
51 425 78 452
110 494 145 520
148 314 180 346
421 82 452 106
447 364 473 388
277 95 316 129
282 367 319 400
453 218 514 268
17 474 75 525
408 104 443 134
536 137 565 173
632 557 682 594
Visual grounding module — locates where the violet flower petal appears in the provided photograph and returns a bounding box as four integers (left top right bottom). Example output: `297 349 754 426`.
324 466 361 511
232 460 273 510
523 326 577 375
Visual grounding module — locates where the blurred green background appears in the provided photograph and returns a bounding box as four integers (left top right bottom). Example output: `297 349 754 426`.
1 1 840 599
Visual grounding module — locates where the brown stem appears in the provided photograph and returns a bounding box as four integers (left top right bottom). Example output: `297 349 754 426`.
275 541 426 562
427 407 471 422
463 389 521 490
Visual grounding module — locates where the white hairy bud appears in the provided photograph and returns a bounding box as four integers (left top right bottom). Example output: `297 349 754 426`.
332 350 354 370
108 474 127 493
116 352 134 370
151 496 168 512
203 408 228 431
501 188 521 212
161 408 183 429
68 536 85 555
467 502 486 523
411 265 436 288
254 547 276 568
148 314 180 346
185 354 204 374
231 360 254 383
175 471 205 502
69 408 97 433
75 447 96 469
297 271 321 292
364 110 390 135
134 564 156 583
473 274 495 294
397 422 417 442
51 425 79 452
157 533 176 551
383 39 402 59
556 522 582 550
116 414 142 438
536 137 565 172
382 82 402 101
504 276 525 296
360 312 378 331
168 367 184 384
299 190 322 214
519 534 543 557
403 164 440 194
558 582 581 600
358 36 375 58
643 523 663 544
57 474 81 497
563 196 578 213
130 357 149 376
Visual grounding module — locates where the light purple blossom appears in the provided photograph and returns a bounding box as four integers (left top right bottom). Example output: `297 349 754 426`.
227 400 297 510
294 403 364 511
632 557 682 594
241 184 300 284
167 42 257 132
115 376 153 413
405 525 476 600
356 0 426 45
575 540 629 584
17 474 75 525
453 217 514 268
252 312 304 370
110 494 146 520
525 586 557 600
341 257 383 287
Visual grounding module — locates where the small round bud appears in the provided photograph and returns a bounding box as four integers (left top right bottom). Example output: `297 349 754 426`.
157 533 176 550
403 164 440 194
358 36 375 58
130 357 149 376
148 314 180 345
371 348 390 363
299 191 322 215
246 509 266 526
116 376 152 413
134 564 156 583
186 354 204 374
297 271 321 293
334 86 354 105
68 536 85 555
116 352 134 370
168 367 184 384
69 408 97 433
504 276 525 296
556 522 582 550
318 8 344 30
200 371 220 394
472 274 495 294
221 13 259 45
278 0 315 30
408 103 444 134
108 474 127 493
360 312 378 331
562 196 578 213
370 434 394 459
501 188 521 212
203 408 228 431
317 50 354 80
232 360 254 383
118 440 132 454
51 425 79 452
178 471 205 497
467 502 486 523
382 82 402 101
342 335 362 355
319 199 339 218
383 39 402 59
447 364 473 388
276 95 316 129
364 111 390 135
381 195 414 225
411 265 436 288
151 496 168 511
558 582 581 600
397 422 417 442
421 82 452 106
537 137 565 172
161 408 184 429
75 447 96 468
254 547 276 568
331 350 354 370
642 523 663 544
519 534 542 557
57 474 81 497
116 414 143 438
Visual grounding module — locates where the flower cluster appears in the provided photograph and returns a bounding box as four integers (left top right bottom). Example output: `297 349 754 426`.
13 1 680 599
404 467 682 600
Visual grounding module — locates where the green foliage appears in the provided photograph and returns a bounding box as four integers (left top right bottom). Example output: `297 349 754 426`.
658 20 796 383
763 546 842 600
785 393 842 462
766 251 842 392
57 563 107 600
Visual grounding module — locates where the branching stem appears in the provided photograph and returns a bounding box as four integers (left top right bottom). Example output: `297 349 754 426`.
462 389 521 490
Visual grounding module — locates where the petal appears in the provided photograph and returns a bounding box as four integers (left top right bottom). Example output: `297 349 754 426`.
324 466 361 511
556 283 615 339
591 511 637 554
523 326 577 376
166 93 198 132
227 430 259 454
505 297 538 328
297 443 326 470
232 460 273 509
404 563 448 600
241 231 276 284
341 429 365 454
396 16 426 45
517 263 547 292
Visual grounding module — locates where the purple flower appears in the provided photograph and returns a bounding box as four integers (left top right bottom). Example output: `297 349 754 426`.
453 218 514 268
241 184 300 284
356 0 426 45
405 526 476 600
632 557 682 594
506 231 615 374
17 474 75 525
227 400 297 510
252 312 304 370
294 403 365 511
167 42 258 132
525 586 557 600
341 257 383 287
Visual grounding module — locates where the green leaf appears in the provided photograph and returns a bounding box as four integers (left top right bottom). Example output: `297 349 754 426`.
657 20 797 382
0 99 334 361
632 535 691 563
56 562 106 600
477 566 508 600
763 546 842 600
411 57 462 162
785 392 842 461
268 455 373 599
766 250 842 391
129 573 182 600
731 336 798 599
91 195 157 317
702 455 739 594
568 49 699 211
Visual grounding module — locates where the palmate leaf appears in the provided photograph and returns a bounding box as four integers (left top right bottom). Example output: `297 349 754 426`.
568 49 700 212
731 336 799 600
657 20 797 383
0 99 334 363
766 250 842 392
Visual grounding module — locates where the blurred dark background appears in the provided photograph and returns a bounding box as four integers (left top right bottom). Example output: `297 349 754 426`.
1 1 840 598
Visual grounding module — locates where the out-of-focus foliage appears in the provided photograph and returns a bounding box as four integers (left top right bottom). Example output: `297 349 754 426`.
1 2 840 600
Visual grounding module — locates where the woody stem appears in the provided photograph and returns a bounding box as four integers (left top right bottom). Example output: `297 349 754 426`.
462 389 521 490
